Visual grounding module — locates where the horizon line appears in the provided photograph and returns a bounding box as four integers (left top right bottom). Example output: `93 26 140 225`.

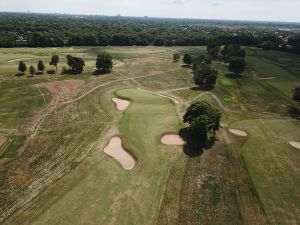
0 11 300 24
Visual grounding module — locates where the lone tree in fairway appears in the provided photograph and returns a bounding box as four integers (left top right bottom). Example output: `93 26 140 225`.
228 57 245 75
18 61 27 74
173 52 180 61
37 60 45 73
180 101 222 149
193 63 218 90
29 65 35 77
96 52 113 73
293 87 300 102
66 55 85 74
50 55 59 72
183 53 192 65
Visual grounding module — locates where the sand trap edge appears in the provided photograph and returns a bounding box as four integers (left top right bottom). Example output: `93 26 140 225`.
228 129 248 137
288 141 300 150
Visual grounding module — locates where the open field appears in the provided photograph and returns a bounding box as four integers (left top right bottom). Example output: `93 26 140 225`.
0 46 299 225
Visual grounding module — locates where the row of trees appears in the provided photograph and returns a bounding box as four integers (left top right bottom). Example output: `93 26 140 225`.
17 52 113 75
0 13 299 54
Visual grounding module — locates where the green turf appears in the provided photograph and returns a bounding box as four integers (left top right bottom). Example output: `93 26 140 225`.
30 88 181 225
231 118 300 225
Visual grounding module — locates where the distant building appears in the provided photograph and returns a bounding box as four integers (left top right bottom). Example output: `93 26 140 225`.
16 36 28 46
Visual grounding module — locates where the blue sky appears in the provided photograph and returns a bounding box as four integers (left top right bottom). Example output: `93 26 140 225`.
0 0 299 22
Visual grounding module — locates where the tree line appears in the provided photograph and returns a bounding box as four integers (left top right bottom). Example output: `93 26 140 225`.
0 13 299 54
17 52 113 76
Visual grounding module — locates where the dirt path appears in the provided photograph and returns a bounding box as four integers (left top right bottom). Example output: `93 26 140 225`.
31 68 182 137
138 88 181 104
35 86 46 103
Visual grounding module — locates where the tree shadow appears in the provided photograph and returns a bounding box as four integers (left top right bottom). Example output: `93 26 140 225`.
47 70 56 75
35 72 43 75
92 70 111 76
225 72 242 79
181 64 192 68
15 73 25 77
179 128 218 157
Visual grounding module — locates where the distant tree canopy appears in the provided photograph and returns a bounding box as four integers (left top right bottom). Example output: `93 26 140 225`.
293 87 300 102
180 101 222 148
193 63 218 89
221 44 245 62
96 52 113 72
0 13 299 54
18 61 26 73
228 57 246 75
66 55 85 73
50 55 59 71
183 54 192 65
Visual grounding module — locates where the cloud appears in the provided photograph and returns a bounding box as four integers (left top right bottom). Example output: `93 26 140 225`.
212 2 221 7
172 0 190 5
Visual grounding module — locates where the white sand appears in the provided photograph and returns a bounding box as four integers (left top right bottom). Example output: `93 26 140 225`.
288 141 300 150
229 129 248 137
8 58 31 63
112 98 130 111
104 137 135 170
161 134 185 146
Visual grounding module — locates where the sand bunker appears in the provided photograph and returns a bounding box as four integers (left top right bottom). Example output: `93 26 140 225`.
161 134 185 146
288 141 300 149
112 98 130 111
8 58 31 63
104 137 135 170
229 129 248 137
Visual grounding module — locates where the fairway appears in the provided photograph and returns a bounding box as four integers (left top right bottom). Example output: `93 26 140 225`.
0 46 299 225
27 88 182 225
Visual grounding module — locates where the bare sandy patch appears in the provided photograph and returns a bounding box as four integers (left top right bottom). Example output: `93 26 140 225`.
8 58 31 63
229 129 248 137
29 80 84 131
114 60 125 67
38 79 84 105
161 134 185 146
104 137 135 170
288 141 300 149
112 98 130 111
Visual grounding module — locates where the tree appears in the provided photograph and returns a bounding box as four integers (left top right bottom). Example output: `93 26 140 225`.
66 55 85 74
228 57 246 75
37 60 45 72
193 63 218 89
50 55 59 72
293 87 300 102
181 101 222 147
183 54 192 65
96 52 113 72
173 53 180 61
18 61 27 73
29 65 35 76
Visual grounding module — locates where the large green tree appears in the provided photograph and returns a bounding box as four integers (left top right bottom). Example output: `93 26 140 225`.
181 101 222 147
193 63 218 89
228 57 246 75
183 54 192 65
66 55 85 74
18 61 26 73
96 52 113 72
50 55 59 72
37 60 45 73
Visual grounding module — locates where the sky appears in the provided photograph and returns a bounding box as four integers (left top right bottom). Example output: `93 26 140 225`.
0 0 299 22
